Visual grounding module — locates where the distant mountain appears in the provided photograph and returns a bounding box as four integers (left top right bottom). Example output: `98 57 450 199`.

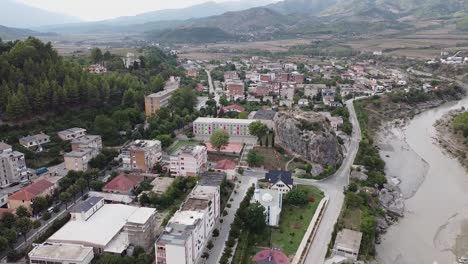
268 0 339 15
0 25 56 40
106 0 276 25
0 0 81 28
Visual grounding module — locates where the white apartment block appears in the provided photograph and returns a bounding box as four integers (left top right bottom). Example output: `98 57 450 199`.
170 145 207 177
193 118 256 137
0 143 28 187
121 140 162 173
155 184 220 264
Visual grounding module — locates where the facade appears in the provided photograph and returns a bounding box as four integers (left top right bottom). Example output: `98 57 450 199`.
0 143 28 187
121 140 162 173
155 181 221 264
71 135 102 154
64 148 96 172
265 171 293 194
333 229 363 261
58 128 87 141
29 243 94 264
123 53 141 69
144 77 180 117
226 81 245 100
48 203 157 253
193 118 255 138
19 133 50 149
253 188 282 226
170 145 207 177
8 179 54 211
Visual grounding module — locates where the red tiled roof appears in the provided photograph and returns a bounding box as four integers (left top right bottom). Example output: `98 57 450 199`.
215 159 237 170
103 174 144 193
223 105 245 113
253 249 289 264
9 179 54 201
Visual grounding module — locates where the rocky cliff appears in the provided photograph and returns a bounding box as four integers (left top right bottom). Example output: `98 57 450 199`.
274 111 343 175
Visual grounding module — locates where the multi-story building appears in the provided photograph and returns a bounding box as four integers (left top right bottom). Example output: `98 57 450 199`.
252 188 282 226
121 140 162 173
170 145 207 177
155 180 221 264
8 179 54 212
71 135 102 155
58 128 87 141
144 77 180 117
193 118 256 138
64 148 96 172
123 53 141 69
0 143 28 187
29 243 94 264
19 133 50 149
226 81 245 100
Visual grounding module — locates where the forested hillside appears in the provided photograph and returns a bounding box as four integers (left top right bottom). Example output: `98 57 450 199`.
0 37 176 120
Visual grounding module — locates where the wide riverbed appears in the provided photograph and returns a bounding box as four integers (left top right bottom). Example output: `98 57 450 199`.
377 96 468 264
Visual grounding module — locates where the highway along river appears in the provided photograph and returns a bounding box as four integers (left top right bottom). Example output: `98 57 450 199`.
377 95 468 264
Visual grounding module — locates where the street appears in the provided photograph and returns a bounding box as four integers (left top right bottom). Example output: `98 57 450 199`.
205 69 221 106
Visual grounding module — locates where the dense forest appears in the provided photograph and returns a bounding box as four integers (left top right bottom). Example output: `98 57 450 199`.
0 37 178 120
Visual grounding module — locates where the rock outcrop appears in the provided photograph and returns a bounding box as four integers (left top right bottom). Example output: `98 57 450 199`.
378 184 405 217
274 111 343 175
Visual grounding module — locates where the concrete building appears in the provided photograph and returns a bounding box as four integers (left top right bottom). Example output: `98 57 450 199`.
0 143 28 187
193 117 256 139
48 202 157 253
253 188 282 226
64 148 96 172
57 128 87 141
215 159 237 180
70 196 105 221
121 140 162 173
8 179 54 212
226 81 245 100
123 53 141 69
71 135 102 154
150 177 175 195
248 109 277 129
88 64 107 74
29 243 94 264
170 145 207 177
144 77 180 117
265 171 293 194
19 133 50 149
333 229 363 261
155 181 221 264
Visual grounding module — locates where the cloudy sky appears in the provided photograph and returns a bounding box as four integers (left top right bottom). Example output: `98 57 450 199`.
17 0 263 21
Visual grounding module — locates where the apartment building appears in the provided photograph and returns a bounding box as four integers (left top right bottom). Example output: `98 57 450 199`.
58 128 87 141
144 77 180 117
170 145 207 177
71 135 102 155
0 143 28 187
121 140 162 173
226 81 245 100
193 117 255 138
64 148 96 171
155 178 221 264
29 243 94 264
19 133 50 149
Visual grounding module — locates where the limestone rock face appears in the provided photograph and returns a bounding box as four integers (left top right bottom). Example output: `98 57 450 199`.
274 111 343 173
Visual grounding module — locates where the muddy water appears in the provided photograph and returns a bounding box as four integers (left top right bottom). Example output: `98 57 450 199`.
377 96 468 264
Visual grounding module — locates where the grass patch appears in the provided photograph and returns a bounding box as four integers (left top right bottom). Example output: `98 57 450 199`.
253 147 289 170
167 140 201 154
342 207 362 230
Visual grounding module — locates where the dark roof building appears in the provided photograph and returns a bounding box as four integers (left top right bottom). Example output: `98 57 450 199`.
252 109 277 120
265 171 293 187
199 172 226 187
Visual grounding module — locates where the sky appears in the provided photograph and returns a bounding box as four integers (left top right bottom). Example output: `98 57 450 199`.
17 0 251 21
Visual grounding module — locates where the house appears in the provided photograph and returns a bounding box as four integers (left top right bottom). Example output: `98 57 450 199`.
29 243 94 264
64 148 97 172
8 179 54 211
252 188 282 226
19 133 50 149
226 81 245 100
215 159 237 180
322 88 336 106
71 135 102 155
47 202 157 253
0 144 28 187
186 69 198 78
170 145 207 177
102 174 144 195
88 64 107 74
70 196 105 221
57 128 87 141
120 140 162 173
265 171 293 193
333 229 363 261
222 104 245 113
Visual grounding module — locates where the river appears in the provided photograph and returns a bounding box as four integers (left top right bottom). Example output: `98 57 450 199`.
376 96 468 264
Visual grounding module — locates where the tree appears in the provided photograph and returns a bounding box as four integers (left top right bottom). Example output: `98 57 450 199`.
207 240 214 250
243 203 266 232
210 129 229 151
186 132 195 140
16 217 32 242
249 121 269 143
0 236 7 252
59 191 72 209
247 150 264 167
15 206 30 218
155 134 173 148
286 188 308 206
219 95 229 106
212 228 220 237
90 48 103 63
1 212 16 229
76 178 87 194
31 196 48 215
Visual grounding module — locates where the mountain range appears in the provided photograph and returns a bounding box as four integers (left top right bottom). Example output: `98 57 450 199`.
0 0 466 43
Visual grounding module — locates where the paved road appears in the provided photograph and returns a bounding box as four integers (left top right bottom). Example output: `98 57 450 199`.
197 176 257 264
205 69 220 106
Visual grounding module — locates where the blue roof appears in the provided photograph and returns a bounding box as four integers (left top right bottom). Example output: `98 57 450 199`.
265 171 293 186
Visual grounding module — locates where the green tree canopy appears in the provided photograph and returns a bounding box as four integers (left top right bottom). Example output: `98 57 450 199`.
210 129 230 151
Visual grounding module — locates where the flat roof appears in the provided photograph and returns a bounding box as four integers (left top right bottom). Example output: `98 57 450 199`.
181 198 210 211
29 243 93 261
151 177 175 194
71 135 100 144
199 172 226 187
254 189 281 207
64 148 94 158
335 229 363 252
170 210 204 226
48 204 155 247
194 117 256 125
0 142 12 152
189 185 218 201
